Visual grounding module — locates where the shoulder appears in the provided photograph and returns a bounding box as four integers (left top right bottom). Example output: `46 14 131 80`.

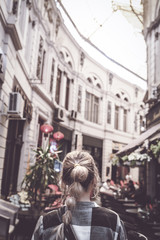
43 206 65 230
92 206 118 230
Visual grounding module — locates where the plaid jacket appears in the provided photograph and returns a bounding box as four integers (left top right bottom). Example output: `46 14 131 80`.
32 202 127 240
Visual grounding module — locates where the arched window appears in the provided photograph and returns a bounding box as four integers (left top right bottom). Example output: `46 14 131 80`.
124 97 128 102
96 83 101 89
68 61 72 69
87 77 92 84
116 93 121 98
59 51 64 60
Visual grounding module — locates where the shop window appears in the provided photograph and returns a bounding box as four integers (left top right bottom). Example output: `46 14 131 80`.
107 101 112 124
55 68 62 104
50 58 55 93
65 78 70 110
114 105 119 130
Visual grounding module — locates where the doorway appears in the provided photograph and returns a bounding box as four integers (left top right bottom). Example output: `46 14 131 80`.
1 120 24 198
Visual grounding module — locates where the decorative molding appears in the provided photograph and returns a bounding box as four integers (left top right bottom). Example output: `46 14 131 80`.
55 15 61 35
12 0 19 15
0 8 22 50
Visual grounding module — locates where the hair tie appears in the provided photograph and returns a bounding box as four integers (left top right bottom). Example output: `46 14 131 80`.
74 163 80 168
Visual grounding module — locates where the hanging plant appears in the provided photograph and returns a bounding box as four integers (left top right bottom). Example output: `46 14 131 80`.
118 152 151 167
150 140 160 158
110 154 120 166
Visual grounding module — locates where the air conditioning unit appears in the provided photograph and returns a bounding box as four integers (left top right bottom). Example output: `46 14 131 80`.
54 108 64 122
7 92 24 118
69 110 77 120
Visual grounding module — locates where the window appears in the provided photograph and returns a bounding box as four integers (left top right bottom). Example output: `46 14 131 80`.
124 97 128 102
87 77 92 83
65 78 70 110
85 92 91 121
50 59 55 93
123 109 127 132
116 93 121 99
36 36 44 81
77 85 82 113
55 68 62 104
85 91 99 123
114 105 119 130
93 96 99 123
96 83 101 89
134 114 137 132
107 101 112 124
41 50 46 83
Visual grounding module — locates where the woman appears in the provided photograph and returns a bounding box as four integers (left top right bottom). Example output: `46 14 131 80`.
32 151 127 240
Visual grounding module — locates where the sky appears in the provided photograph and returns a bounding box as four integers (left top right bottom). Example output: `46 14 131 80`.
56 0 147 90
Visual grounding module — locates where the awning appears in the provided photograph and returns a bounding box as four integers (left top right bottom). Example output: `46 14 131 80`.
117 123 160 156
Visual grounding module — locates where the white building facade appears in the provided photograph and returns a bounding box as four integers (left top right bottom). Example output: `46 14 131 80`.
142 0 160 199
0 0 144 197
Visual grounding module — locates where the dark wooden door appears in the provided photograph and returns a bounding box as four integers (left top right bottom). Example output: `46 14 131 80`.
1 120 24 198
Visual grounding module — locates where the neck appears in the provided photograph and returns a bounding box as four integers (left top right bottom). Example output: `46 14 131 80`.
78 191 91 202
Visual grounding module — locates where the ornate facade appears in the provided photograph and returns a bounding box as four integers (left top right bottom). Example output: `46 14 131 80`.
0 0 144 197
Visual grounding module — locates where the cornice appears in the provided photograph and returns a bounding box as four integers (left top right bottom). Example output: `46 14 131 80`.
0 6 22 50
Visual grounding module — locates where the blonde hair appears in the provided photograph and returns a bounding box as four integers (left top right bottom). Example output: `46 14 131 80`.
60 150 100 225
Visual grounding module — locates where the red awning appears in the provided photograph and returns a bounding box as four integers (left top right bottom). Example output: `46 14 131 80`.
117 123 160 156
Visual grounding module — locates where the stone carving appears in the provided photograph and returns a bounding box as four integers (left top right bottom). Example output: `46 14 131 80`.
12 0 19 15
80 52 85 66
26 0 32 10
47 8 53 23
56 15 61 35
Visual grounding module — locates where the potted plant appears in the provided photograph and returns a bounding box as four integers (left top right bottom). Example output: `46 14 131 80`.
22 146 62 209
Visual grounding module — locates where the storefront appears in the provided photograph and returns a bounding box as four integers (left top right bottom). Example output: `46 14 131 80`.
82 135 103 176
52 123 72 162
116 123 160 200
1 81 32 198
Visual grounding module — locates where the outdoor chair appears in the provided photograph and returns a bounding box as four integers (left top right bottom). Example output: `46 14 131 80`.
0 214 15 240
0 199 20 226
127 230 148 240
0 205 17 226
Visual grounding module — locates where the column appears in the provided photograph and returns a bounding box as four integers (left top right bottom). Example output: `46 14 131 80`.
71 131 83 151
102 138 112 182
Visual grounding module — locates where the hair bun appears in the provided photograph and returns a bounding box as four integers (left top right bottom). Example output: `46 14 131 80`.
71 165 88 183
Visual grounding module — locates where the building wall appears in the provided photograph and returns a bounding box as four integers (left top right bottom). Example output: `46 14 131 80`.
0 0 145 195
143 0 160 199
